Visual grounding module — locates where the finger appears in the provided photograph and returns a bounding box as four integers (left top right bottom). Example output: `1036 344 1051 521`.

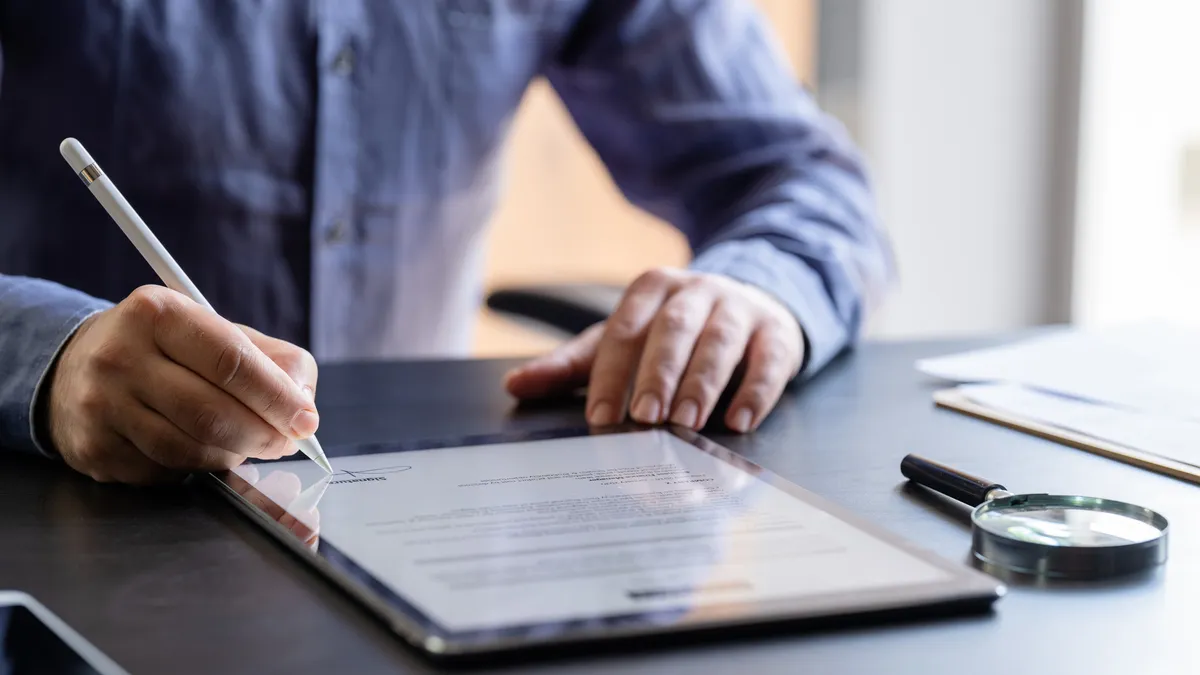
503 324 603 399
128 354 293 459
629 287 715 424
117 402 246 472
239 324 319 400
124 288 319 441
725 323 796 433
76 428 184 486
586 272 677 425
669 301 753 430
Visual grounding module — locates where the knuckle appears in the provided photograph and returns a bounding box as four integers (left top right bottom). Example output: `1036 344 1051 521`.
686 354 720 383
702 320 740 350
214 341 252 388
268 432 292 457
759 340 792 368
638 366 674 396
191 406 234 446
255 431 291 459
680 371 722 404
605 315 644 343
123 286 173 323
658 305 692 334
757 326 800 367
646 346 685 383
762 317 800 346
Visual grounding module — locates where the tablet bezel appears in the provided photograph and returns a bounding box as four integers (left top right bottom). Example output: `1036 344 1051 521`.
202 425 1004 659
0 591 131 675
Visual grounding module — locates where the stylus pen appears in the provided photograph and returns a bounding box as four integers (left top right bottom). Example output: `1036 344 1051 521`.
58 138 334 474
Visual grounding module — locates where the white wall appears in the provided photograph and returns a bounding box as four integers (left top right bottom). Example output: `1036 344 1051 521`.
1072 1 1200 329
851 0 1072 339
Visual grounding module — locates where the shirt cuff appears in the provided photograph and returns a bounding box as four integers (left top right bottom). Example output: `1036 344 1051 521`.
0 277 111 457
689 238 851 380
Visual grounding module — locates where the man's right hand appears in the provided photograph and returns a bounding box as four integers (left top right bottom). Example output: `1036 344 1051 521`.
45 285 320 484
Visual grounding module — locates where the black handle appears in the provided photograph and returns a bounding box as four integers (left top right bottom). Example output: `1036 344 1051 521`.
900 454 1007 507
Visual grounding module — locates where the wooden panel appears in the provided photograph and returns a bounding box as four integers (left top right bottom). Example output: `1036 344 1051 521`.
474 1 816 357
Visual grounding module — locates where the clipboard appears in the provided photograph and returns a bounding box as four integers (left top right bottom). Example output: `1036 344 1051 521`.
934 387 1200 486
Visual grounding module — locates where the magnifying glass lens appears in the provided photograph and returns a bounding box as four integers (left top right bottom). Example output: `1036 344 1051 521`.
976 505 1164 547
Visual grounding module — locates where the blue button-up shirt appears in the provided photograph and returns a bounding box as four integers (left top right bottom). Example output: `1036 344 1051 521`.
0 0 891 456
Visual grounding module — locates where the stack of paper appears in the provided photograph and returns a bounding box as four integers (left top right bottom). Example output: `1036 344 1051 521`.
916 322 1200 471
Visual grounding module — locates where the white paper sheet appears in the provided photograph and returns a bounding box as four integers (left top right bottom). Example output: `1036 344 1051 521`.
957 383 1200 468
917 322 1200 421
233 431 949 632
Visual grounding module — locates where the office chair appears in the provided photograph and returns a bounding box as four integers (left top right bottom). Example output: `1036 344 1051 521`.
485 283 623 337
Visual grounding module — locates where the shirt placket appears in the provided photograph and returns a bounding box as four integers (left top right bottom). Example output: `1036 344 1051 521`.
311 0 365 361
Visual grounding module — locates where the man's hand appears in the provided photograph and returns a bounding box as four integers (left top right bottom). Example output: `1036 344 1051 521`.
504 268 804 433
46 285 320 484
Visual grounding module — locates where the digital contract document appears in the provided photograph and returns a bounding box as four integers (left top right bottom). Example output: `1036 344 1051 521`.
232 430 949 632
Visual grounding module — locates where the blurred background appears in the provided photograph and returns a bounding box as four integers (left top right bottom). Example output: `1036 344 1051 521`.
474 0 1197 356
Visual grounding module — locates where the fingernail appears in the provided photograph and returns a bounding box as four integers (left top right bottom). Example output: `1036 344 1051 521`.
631 393 662 424
589 401 617 426
301 385 315 402
671 399 699 429
291 409 319 437
730 408 754 433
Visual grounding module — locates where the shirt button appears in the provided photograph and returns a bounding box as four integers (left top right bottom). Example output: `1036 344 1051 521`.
331 45 355 76
325 220 348 244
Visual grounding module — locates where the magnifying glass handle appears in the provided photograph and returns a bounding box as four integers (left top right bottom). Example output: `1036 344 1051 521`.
901 454 1008 507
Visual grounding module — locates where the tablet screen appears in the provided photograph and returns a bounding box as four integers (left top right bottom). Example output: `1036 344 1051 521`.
212 428 1000 654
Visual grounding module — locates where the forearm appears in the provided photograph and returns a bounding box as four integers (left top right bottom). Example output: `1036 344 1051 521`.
549 0 892 378
0 275 111 455
687 157 891 377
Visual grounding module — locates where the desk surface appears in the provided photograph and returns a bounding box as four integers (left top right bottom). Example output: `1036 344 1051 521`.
2 338 1196 674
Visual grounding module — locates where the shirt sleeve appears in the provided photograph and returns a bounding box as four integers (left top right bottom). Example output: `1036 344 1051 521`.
0 275 111 456
545 0 894 378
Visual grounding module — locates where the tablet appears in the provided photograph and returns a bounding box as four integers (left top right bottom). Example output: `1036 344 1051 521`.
0 591 129 674
205 426 1003 659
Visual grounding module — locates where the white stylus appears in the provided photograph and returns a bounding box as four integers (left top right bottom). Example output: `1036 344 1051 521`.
58 137 333 474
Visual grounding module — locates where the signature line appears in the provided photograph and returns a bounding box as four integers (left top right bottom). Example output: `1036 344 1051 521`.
332 465 413 479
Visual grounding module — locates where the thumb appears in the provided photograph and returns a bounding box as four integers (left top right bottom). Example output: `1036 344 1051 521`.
504 323 603 399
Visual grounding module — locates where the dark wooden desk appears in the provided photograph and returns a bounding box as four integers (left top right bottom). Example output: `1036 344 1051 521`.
2 339 1195 674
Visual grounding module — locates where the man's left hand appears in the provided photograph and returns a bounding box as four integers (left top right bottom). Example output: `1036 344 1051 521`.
504 268 804 433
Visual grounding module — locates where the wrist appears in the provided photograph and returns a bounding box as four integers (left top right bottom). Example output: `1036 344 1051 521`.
34 312 100 458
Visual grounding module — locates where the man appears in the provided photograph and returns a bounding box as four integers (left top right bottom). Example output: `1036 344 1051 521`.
0 1 890 484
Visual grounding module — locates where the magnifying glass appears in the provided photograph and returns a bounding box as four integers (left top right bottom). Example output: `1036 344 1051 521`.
901 454 1168 580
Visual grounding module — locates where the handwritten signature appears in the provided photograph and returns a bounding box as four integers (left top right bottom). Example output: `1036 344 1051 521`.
330 465 413 479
